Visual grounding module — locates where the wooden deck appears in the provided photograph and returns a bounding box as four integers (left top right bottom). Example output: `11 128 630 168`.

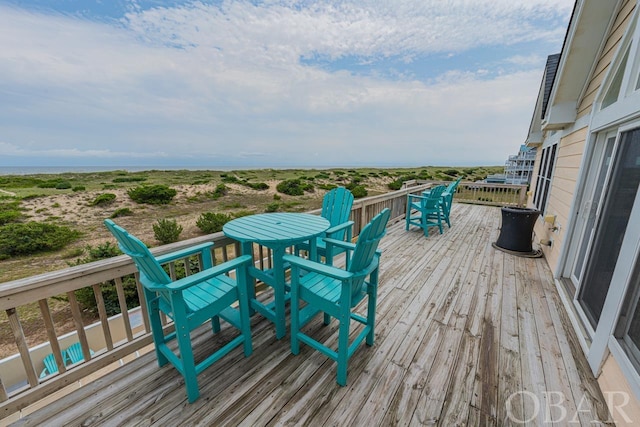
12 204 612 426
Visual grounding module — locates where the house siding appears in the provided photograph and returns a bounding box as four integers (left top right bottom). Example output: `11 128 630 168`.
532 127 587 270
577 0 636 119
599 354 640 425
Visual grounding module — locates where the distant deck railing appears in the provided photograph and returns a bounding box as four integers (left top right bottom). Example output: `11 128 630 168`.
0 183 432 419
403 179 528 207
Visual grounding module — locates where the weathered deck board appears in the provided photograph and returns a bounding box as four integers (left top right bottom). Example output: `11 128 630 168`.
11 204 612 426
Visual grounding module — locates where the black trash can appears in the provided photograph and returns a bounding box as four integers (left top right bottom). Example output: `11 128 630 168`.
493 207 542 257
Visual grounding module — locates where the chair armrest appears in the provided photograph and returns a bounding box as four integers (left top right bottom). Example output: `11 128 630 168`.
325 221 354 236
166 255 253 291
323 238 356 251
155 242 214 264
283 254 352 280
408 194 429 201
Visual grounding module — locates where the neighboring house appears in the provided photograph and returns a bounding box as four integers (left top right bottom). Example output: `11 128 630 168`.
526 0 640 422
504 144 536 185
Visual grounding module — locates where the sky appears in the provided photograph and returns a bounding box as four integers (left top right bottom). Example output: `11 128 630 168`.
0 0 574 169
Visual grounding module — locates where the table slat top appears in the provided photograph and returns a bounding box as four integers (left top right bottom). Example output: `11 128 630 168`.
223 213 329 245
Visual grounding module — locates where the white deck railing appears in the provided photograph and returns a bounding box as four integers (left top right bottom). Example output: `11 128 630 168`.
403 180 528 207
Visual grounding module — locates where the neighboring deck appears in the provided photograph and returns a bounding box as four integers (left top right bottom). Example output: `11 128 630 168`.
12 204 612 426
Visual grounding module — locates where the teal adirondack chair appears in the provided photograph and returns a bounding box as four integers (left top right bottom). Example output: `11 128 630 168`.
439 177 462 227
39 351 64 379
284 208 391 386
65 342 94 365
295 187 354 264
406 185 447 236
104 219 253 403
39 342 94 378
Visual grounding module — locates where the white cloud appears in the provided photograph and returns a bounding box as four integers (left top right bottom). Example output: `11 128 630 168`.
0 1 571 167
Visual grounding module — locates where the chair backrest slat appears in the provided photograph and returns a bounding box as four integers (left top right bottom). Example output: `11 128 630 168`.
347 208 390 298
104 219 172 287
321 187 354 238
423 185 446 209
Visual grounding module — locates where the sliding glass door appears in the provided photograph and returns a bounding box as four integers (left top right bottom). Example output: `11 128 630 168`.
570 135 615 288
577 128 640 328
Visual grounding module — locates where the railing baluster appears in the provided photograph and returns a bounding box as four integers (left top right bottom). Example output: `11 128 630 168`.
114 277 134 342
92 284 114 351
258 245 265 270
134 272 150 333
0 377 8 402
6 308 38 387
169 262 177 281
38 299 67 374
66 291 92 362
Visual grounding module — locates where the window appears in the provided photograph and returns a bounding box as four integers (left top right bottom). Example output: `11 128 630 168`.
616 254 640 372
602 45 630 109
533 144 557 213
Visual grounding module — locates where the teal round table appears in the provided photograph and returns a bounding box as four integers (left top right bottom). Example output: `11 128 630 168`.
223 213 330 339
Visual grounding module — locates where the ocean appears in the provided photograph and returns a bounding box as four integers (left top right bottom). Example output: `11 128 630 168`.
0 166 240 176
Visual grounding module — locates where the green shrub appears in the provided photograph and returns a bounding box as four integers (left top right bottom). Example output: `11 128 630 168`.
210 183 228 199
37 179 63 188
245 182 269 190
21 194 46 200
350 185 368 198
221 174 240 184
276 179 313 196
265 202 279 212
196 212 231 234
72 186 86 192
90 193 116 206
273 194 281 201
0 201 23 225
0 222 81 257
112 176 147 183
388 173 420 190
110 208 133 218
55 181 72 190
153 218 183 244
68 242 121 266
127 185 177 205
0 210 22 225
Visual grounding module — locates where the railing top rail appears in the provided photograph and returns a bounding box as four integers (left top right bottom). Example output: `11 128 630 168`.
0 233 235 305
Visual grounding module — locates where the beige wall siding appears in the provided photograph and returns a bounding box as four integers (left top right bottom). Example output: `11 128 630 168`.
598 354 640 425
577 0 636 119
532 127 587 271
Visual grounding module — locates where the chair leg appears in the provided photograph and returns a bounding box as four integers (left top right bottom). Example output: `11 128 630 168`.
211 315 221 333
176 325 199 403
147 296 168 367
235 265 253 357
290 268 301 355
366 273 378 347
337 309 351 386
421 213 429 237
323 313 331 325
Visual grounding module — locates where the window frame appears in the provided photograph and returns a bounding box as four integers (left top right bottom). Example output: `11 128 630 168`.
533 143 557 214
